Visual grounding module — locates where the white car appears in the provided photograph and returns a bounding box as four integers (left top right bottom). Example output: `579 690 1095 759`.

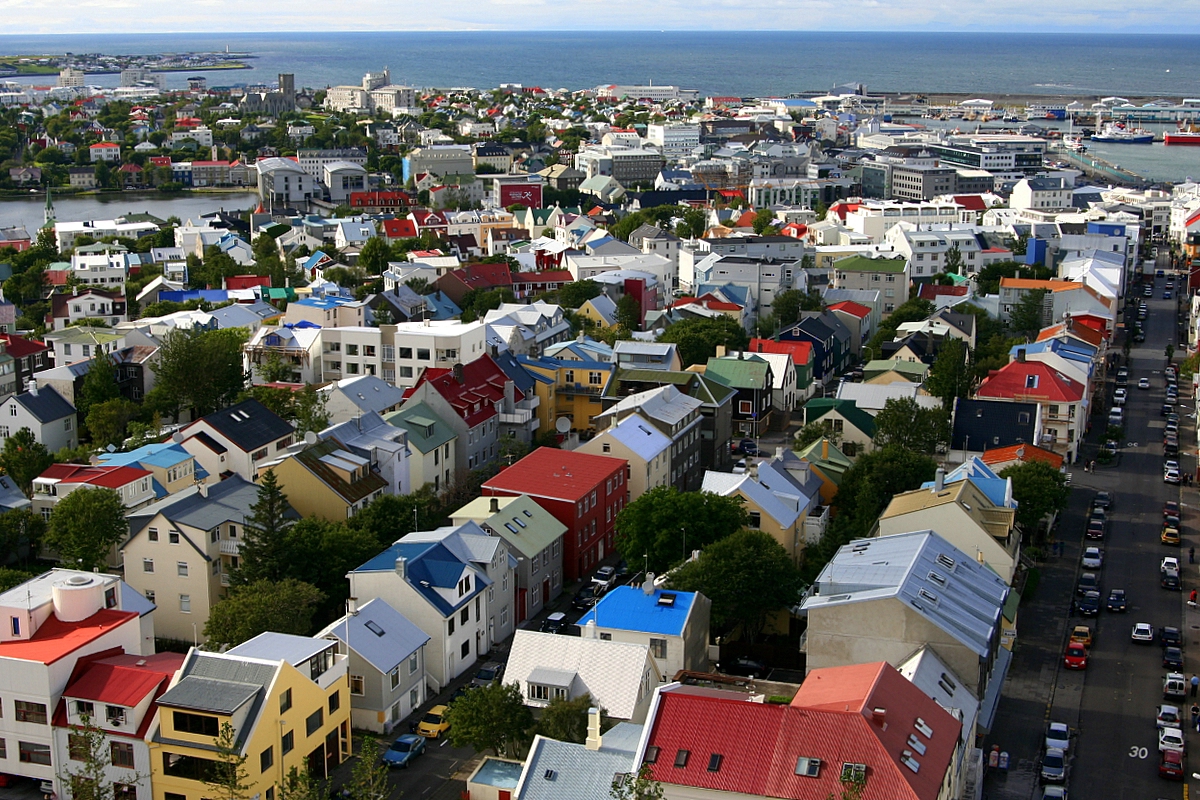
1114 388 1128 405
1045 721 1071 752
1139 378 1151 389
1132 622 1155 643
1159 726 1186 752
1081 547 1103 569
1158 704 1183 729
1165 468 1182 485
1163 556 1181 574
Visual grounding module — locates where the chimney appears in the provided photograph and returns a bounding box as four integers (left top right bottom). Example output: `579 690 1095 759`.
394 556 407 578
643 573 656 595
821 439 828 459
871 707 886 726
489 497 500 513
715 345 726 358
452 363 464 384
346 596 358 616
27 379 37 396
198 482 208 498
1016 348 1025 363
775 446 784 460
757 340 763 352
504 380 515 413
585 707 603 751
584 618 598 639
934 467 945 492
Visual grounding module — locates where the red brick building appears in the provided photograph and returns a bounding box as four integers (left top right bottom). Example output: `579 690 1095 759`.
482 447 627 581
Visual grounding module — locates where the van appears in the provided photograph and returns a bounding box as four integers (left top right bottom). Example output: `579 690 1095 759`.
1108 407 1123 426
1165 672 1188 699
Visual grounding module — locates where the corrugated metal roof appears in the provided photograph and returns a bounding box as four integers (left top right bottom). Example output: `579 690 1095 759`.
317 598 430 675
577 585 695 637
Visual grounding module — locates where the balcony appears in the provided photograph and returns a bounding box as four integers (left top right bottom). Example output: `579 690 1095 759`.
499 408 534 425
558 383 602 396
218 539 241 555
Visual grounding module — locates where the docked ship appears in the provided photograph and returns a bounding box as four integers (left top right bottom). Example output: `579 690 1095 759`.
1090 122 1154 143
1164 122 1200 146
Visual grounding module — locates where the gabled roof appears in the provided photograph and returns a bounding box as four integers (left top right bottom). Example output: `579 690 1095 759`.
828 300 872 319
11 385 75 424
595 413 671 461
597 383 701 428
324 375 406 415
483 447 625 503
705 355 771 390
976 360 1084 403
227 631 333 667
384 401 457 454
804 398 877 437
516 725 640 800
412 353 518 429
37 463 151 490
747 338 813 367
0 334 49 359
702 469 804 530
354 540 490 617
451 494 568 560
980 442 1064 470
183 398 293 452
578 584 697 637
401 521 507 570
126 475 298 542
835 382 941 414
318 598 430 675
61 651 184 710
289 438 388 505
156 651 277 748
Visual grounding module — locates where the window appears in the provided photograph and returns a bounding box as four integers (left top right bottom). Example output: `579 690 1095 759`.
111 741 135 768
306 709 323 736
69 733 89 760
649 638 668 659
410 687 420 708
708 754 724 772
106 705 126 726
674 749 690 768
19 741 51 764
280 688 292 713
113 783 136 799
148 528 159 541
177 562 188 577
261 746 274 772
174 711 218 736
15 701 47 724
461 640 471 659
796 757 822 777
329 690 341 713
409 652 418 674
748 511 761 529
461 607 469 625
169 531 180 544
399 347 413 359
144 590 154 604
75 700 95 718
417 348 431 361
282 730 294 755
179 594 191 613
350 675 365 696
840 763 867 782
389 667 400 690
739 400 752 415
143 558 154 572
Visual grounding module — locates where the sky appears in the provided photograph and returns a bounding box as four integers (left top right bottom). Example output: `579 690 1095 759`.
0 0 1194 34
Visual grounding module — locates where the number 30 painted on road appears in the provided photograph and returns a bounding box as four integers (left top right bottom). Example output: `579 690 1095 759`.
1128 746 1148 759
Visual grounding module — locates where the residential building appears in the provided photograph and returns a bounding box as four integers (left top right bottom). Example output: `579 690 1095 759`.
94 441 208 495
244 324 323 385
349 538 494 690
482 447 627 581
516 353 610 435
450 495 567 623
974 355 1085 462
317 598 430 734
319 412 412 498
176 398 295 482
574 145 665 188
778 312 853 382
613 341 681 372
320 375 406 425
48 289 127 331
747 338 815 403
0 383 77 454
803 398 877 457
384 402 458 494
259 438 388 521
701 459 818 565
482 302 572 358
950 398 1042 456
578 580 711 679
151 637 349 798
830 255 909 315
0 568 152 788
123 476 298 643
256 157 316 208
388 320 488 388
402 357 510 471
1011 176 1072 210
591 384 703 492
504 630 661 722
578 413 671 501
835 382 941 417
31 463 157 527
704 354 774 439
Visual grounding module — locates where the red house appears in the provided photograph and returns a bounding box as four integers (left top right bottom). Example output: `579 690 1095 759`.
434 262 514 306
226 275 272 291
483 447 627 581
381 218 418 242
350 190 412 212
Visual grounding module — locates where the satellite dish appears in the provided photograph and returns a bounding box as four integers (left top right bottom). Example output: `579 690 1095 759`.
171 432 184 444
555 417 571 434
304 431 318 445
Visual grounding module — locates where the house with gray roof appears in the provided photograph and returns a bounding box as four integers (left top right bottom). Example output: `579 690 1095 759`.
122 476 300 644
317 598 431 733
384 401 458 494
801 529 1011 731
0 382 77 453
320 375 407 426
319 411 412 497
516 720 642 800
176 398 295 482
613 341 681 372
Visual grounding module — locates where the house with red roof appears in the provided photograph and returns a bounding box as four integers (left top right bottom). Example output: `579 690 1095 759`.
381 217 419 242
88 142 121 163
116 162 144 188
975 355 1086 461
998 278 1114 331
0 568 153 790
408 209 449 236
483 447 627 581
0 333 51 394
510 270 573 299
828 300 874 356
642 662 961 800
980 442 1064 472
434 262 515 306
403 354 515 472
32 463 157 521
51 651 184 799
350 190 412 213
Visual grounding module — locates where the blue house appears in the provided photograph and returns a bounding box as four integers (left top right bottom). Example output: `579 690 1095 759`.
577 582 712 678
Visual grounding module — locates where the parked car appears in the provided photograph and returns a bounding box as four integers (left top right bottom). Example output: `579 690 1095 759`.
1161 627 1183 648
382 733 427 768
1106 588 1127 612
1114 388 1128 405
1159 747 1185 780
719 655 768 679
1063 644 1089 670
1164 573 1182 591
1132 622 1156 644
1165 500 1181 518
1076 591 1101 616
1092 491 1112 511
1086 519 1105 540
1157 705 1183 729
1165 672 1189 700
1041 786 1068 800
539 611 571 635
1069 625 1093 648
1040 747 1067 783
736 438 759 456
471 662 505 688
1046 721 1072 752
1163 556 1181 575
1165 466 1182 484
591 565 618 593
1159 726 1186 753
416 705 451 739
1076 572 1100 596
1162 527 1181 546
1081 547 1103 569
1164 646 1186 670
571 584 600 610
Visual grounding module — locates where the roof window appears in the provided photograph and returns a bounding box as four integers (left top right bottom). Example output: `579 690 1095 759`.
364 620 385 637
795 757 821 777
674 749 690 768
914 717 934 738
707 754 723 772
644 746 660 764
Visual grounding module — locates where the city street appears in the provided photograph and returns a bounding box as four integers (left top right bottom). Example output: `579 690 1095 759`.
985 270 1191 800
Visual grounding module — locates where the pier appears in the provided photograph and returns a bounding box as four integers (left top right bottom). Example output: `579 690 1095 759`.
1050 145 1149 187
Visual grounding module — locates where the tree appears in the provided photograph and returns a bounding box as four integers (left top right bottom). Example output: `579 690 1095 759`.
85 397 141 448
46 487 126 572
872 397 950 455
404 277 431 295
943 244 964 276
0 427 52 496
293 385 330 435
255 350 295 383
794 421 837 450
233 469 294 585
358 236 390 276
924 338 972 409
347 489 442 549
0 508 46 568
0 567 37 592
752 208 776 235
657 316 749 367
59 714 145 800
558 279 602 309
537 693 604 744
999 460 1070 541
444 681 533 757
616 294 641 331
203 579 325 647
1009 289 1047 338
611 763 666 800
670 529 802 642
281 517 382 623
206 721 251 800
346 735 390 800
675 207 706 240
76 352 120 430
150 328 249 419
615 486 749 573
278 766 326 800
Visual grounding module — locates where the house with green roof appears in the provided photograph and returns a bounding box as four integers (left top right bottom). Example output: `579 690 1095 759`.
803 397 876 457
830 255 909 317
384 401 458 494
704 355 774 439
795 437 854 505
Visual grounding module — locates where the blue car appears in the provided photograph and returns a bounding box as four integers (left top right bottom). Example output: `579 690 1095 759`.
382 733 426 768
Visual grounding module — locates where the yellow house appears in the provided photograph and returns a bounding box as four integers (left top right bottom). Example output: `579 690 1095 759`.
700 461 817 566
150 634 350 800
519 355 612 434
259 438 388 520
577 412 671 501
576 295 618 328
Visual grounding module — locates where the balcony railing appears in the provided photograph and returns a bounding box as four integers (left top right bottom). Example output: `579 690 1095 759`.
218 539 241 555
559 383 602 396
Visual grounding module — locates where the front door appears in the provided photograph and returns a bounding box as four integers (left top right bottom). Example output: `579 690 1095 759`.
307 743 325 779
326 728 340 774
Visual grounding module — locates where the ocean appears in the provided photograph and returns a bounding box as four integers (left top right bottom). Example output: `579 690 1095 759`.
1 31 1199 98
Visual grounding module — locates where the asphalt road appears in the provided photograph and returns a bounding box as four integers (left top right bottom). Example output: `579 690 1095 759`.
1067 274 1188 799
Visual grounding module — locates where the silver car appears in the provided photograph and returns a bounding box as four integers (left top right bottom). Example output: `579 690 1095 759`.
1040 747 1067 783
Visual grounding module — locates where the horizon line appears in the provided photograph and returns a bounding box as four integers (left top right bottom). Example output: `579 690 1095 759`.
1 29 1199 36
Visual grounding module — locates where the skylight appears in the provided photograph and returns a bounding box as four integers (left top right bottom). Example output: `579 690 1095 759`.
674 750 690 768
795 757 821 777
364 620 385 637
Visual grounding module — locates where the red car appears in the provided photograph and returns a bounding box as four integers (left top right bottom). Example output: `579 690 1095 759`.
1160 747 1185 780
1063 644 1089 670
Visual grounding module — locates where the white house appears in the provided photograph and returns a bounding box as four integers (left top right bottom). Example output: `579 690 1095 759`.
0 383 78 453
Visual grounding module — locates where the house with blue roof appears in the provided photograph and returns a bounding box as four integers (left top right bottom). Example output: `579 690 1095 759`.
422 290 462 321
282 293 370 328
317 597 431 733
95 442 208 496
349 538 495 689
577 581 712 679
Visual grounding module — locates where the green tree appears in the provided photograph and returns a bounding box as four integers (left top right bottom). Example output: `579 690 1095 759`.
0 567 37 592
404 277 432 296
278 766 326 800
675 208 706 240
281 517 382 623
76 352 120 430
205 721 251 800
445 681 533 757
999 460 1070 540
149 327 249 419
85 397 141 448
0 508 46 568
58 714 143 800
794 421 837 450
872 397 950 455
611 763 666 800
293 385 330 435
1009 288 1047 338
537 693 605 744
346 735 390 800
864 298 935 356
558 279 603 309
46 487 126 572
233 469 294 585
615 486 749 573
255 350 296 383
358 236 390 276
203 579 325 647
657 316 750 367
752 208 776 235
943 244 964 275
924 338 972 409
670 529 802 642
616 294 641 331
348 489 442 549
0 427 53 496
